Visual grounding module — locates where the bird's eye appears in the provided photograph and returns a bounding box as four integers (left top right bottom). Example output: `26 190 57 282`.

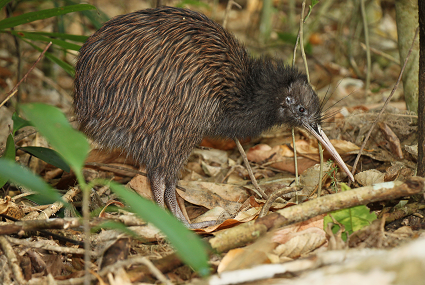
299 106 305 113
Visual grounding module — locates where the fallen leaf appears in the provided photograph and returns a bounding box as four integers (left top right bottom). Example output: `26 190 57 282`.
274 227 327 259
355 169 385 186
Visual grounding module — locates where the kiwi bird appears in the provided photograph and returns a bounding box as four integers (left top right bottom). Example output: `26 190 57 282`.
74 6 354 228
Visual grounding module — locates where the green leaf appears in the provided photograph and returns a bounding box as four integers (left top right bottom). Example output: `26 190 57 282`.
23 40 75 76
0 134 16 187
2 134 15 161
19 31 88 43
11 31 81 51
311 0 319 8
107 181 210 276
20 146 71 173
20 103 89 174
0 4 96 29
324 205 377 241
0 158 64 205
1 136 14 160
12 113 32 134
0 0 12 10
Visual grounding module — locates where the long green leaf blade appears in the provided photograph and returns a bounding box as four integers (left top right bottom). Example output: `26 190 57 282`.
20 103 89 174
11 31 81 51
108 182 210 277
12 113 32 134
0 134 16 187
0 158 64 204
0 4 96 29
0 0 12 10
18 31 88 42
20 146 71 173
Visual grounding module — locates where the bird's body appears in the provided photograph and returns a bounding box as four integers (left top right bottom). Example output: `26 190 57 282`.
74 6 353 228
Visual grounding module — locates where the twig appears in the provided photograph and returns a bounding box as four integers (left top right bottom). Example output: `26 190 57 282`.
0 90 17 108
0 42 52 108
291 128 299 185
418 1 425 177
317 142 324 196
360 0 371 95
259 186 298 218
351 27 419 178
234 139 268 199
0 236 26 285
222 0 241 29
36 186 80 220
299 0 309 83
137 257 173 285
6 236 96 257
359 43 400 64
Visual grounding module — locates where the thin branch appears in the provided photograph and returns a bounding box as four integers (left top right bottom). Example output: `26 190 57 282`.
222 0 241 29
235 139 268 199
360 0 371 95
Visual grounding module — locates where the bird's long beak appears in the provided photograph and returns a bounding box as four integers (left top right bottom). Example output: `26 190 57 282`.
303 123 355 181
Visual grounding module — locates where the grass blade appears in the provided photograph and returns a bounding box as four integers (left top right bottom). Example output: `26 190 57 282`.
0 4 96 29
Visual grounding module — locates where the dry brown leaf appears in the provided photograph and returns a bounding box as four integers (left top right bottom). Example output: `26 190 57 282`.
0 196 24 219
272 215 325 244
274 227 327 259
247 144 316 174
192 148 228 164
232 207 261 222
378 122 403 159
127 175 153 200
355 169 385 186
217 248 248 273
201 161 222 177
405 144 418 159
217 233 274 272
178 181 249 203
185 162 204 176
331 139 361 153
177 186 241 214
191 206 228 224
247 140 356 176
384 162 405 181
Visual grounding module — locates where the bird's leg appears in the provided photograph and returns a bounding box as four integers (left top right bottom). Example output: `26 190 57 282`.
149 172 215 228
164 180 216 229
149 172 166 208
